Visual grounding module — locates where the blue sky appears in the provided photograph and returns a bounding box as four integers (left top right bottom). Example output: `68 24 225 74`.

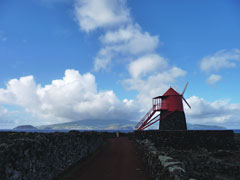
0 0 240 129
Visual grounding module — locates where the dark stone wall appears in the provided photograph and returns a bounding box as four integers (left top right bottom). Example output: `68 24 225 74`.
135 139 188 180
135 135 240 180
159 111 187 130
0 131 104 180
135 130 237 150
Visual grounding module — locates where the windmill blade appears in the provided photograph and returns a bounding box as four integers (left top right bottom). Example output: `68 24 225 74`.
182 82 189 95
182 96 191 109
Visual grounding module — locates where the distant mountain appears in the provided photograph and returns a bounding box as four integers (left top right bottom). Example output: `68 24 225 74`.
38 119 135 130
14 125 38 130
37 119 226 131
187 123 226 130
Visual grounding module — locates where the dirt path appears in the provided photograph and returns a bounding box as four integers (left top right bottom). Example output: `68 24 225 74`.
62 137 149 180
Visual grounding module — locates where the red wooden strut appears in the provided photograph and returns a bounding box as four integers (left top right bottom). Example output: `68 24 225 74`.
135 111 174 131
135 107 155 130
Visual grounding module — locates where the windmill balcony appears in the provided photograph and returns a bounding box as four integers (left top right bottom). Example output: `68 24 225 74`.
152 98 168 111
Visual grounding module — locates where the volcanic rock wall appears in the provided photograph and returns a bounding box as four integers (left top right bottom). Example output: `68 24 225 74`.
135 130 237 150
0 131 104 180
135 130 240 180
136 138 188 180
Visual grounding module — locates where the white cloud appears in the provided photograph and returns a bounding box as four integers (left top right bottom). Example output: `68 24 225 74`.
185 96 240 128
73 0 159 72
100 25 135 44
73 0 161 72
206 74 222 85
94 24 159 71
93 48 114 71
100 24 159 55
0 76 40 108
128 54 168 78
200 49 240 72
0 69 139 127
74 0 130 32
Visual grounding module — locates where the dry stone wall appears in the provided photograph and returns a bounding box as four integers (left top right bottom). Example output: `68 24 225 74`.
135 130 237 150
136 138 188 180
0 131 104 180
135 130 240 180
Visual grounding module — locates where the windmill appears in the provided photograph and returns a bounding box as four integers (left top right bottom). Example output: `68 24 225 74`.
135 82 191 131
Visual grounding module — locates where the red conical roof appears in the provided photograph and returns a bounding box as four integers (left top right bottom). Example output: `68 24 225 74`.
162 87 180 96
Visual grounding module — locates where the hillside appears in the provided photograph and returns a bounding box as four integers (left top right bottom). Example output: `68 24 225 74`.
37 119 226 131
13 125 38 130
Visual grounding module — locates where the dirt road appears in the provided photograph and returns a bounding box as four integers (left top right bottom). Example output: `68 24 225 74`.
62 137 149 180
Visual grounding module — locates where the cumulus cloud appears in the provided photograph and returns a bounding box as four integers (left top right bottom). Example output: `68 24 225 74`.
94 24 159 71
200 49 240 72
73 1 159 71
0 69 139 126
100 24 159 55
0 76 40 108
185 96 240 128
93 55 112 71
206 74 222 85
74 0 130 32
128 54 168 78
